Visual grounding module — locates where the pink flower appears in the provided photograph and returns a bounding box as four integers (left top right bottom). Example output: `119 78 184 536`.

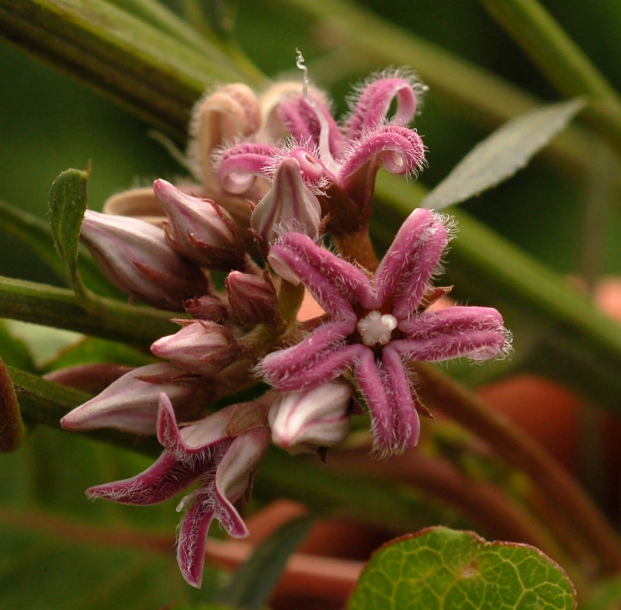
259 208 511 456
86 394 270 587
218 72 426 234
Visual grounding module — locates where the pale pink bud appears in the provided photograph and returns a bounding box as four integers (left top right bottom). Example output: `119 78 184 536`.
151 320 238 377
81 210 208 311
225 271 279 326
60 363 200 435
251 157 322 244
153 179 245 271
268 381 353 454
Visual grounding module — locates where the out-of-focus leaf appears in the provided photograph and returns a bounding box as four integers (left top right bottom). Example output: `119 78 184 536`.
0 355 23 452
216 515 315 609
0 320 36 372
47 167 90 300
422 99 585 210
348 527 576 609
582 575 621 610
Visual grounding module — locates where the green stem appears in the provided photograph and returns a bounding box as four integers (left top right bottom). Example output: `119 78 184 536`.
0 275 177 348
480 0 621 154
0 0 263 138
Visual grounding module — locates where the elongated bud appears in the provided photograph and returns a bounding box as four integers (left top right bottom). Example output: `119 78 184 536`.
81 210 208 310
268 381 353 454
153 179 245 271
151 321 238 377
225 271 279 326
251 157 322 244
60 363 202 435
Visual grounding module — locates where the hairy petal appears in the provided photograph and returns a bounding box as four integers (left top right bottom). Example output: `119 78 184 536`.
86 452 204 506
339 125 425 183
347 75 420 139
268 232 374 314
218 143 279 194
394 306 511 361
261 340 360 391
374 208 448 316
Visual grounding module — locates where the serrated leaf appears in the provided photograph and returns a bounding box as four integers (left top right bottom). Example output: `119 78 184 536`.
48 167 90 299
0 355 23 452
422 99 585 210
348 527 576 610
216 515 315 610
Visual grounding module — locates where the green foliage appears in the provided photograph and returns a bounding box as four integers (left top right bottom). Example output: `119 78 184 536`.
422 99 585 210
349 527 576 610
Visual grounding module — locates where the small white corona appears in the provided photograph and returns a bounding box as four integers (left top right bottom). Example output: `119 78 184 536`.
357 311 398 346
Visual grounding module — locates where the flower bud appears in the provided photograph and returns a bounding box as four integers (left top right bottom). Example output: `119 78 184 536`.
153 179 245 271
151 320 238 377
251 157 322 244
81 210 208 311
184 295 229 322
225 271 279 326
268 381 353 454
60 363 201 435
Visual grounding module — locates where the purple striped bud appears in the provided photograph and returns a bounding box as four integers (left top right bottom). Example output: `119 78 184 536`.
251 157 322 245
153 179 245 271
268 381 353 454
151 320 238 377
60 363 202 435
81 210 208 311
184 295 229 322
225 271 279 327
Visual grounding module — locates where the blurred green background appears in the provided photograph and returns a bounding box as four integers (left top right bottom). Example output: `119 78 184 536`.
1 0 620 287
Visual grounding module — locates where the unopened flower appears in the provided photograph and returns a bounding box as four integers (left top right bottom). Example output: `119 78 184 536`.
225 271 279 326
81 210 208 310
260 208 511 456
87 394 270 587
268 380 353 454
151 320 238 377
250 157 322 245
218 71 426 234
60 363 206 435
153 179 245 270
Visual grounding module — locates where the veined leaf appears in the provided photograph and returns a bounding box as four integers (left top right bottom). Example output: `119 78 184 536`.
422 98 585 210
348 527 576 609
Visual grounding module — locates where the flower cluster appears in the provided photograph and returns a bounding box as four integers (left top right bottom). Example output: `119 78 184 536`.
60 65 511 587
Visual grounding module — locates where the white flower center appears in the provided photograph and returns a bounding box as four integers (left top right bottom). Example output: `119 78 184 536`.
357 311 398 347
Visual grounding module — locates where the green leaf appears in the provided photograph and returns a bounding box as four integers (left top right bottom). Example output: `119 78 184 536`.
47 167 90 300
216 515 315 609
0 320 36 372
0 355 23 452
422 98 585 210
582 575 621 610
348 527 576 610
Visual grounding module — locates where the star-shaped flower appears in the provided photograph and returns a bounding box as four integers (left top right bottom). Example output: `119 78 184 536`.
86 394 270 587
259 208 511 456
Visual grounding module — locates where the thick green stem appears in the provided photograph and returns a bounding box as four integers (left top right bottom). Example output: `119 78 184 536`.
0 275 177 348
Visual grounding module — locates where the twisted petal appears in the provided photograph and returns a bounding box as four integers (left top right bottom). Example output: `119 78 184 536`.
346 74 420 140
268 232 374 314
339 125 425 183
394 306 511 361
373 208 448 318
218 143 279 194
